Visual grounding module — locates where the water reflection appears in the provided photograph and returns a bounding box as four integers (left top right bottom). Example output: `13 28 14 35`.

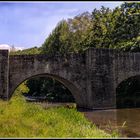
80 108 140 138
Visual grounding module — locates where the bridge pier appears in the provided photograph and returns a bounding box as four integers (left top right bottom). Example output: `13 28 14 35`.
86 48 116 109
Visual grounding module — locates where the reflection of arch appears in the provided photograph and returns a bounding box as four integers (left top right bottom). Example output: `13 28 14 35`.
9 73 83 106
116 75 140 108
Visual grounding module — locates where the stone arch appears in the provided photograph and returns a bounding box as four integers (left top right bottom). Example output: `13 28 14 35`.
115 72 140 89
116 74 140 108
9 73 84 108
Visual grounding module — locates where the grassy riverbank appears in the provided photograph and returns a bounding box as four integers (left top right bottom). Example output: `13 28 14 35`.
0 85 118 138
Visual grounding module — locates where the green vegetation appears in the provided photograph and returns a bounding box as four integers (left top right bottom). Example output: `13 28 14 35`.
23 77 75 102
0 84 118 138
41 2 140 55
10 46 42 55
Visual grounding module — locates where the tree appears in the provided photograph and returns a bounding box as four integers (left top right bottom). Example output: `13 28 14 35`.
41 12 92 54
41 20 72 56
111 2 140 51
67 12 92 52
25 77 75 102
86 6 115 49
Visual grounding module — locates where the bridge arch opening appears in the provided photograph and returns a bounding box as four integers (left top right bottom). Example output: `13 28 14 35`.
116 75 140 109
10 73 82 108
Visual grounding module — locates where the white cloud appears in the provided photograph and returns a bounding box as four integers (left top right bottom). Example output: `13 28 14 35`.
0 44 24 51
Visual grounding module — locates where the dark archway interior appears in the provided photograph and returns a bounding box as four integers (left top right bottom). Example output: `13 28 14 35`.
116 76 140 109
18 76 75 103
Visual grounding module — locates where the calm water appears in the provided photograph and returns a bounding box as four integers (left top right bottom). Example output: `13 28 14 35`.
80 108 140 138
36 102 140 138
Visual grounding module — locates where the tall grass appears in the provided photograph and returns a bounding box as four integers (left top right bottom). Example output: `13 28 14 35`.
0 84 118 138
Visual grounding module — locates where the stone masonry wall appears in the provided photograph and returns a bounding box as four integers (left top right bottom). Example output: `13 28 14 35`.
1 48 140 109
0 50 9 99
9 53 87 108
86 48 116 109
86 48 140 109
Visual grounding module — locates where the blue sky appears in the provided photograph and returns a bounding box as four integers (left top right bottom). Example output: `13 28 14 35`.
0 1 123 49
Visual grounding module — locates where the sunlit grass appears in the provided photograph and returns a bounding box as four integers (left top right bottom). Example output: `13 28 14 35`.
0 84 118 138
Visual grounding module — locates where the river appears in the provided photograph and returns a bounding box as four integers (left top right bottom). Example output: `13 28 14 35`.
79 108 140 138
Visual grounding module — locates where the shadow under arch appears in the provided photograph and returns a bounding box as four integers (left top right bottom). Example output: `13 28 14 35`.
9 73 83 108
116 75 140 109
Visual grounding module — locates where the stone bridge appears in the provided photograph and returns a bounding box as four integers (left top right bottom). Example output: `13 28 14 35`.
0 48 140 109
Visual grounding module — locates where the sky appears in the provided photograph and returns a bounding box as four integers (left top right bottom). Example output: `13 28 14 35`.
0 1 123 49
